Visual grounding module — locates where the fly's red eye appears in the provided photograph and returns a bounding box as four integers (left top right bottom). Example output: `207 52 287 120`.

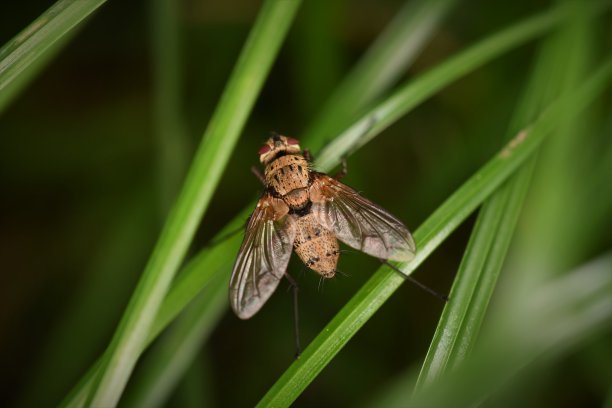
258 144 271 155
287 137 300 145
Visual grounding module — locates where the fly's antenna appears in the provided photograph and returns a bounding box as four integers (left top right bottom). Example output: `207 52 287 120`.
381 260 449 302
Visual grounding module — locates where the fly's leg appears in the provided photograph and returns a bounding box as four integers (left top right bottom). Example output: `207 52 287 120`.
303 148 313 163
304 148 347 179
380 259 449 302
251 166 265 185
284 272 302 359
334 157 348 180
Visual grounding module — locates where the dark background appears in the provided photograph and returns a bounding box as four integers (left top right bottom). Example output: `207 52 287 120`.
1 0 610 407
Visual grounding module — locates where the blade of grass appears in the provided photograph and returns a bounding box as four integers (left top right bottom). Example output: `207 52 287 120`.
62 3 611 403
510 4 596 278
581 127 612 250
407 251 612 407
85 1 302 406
148 213 247 340
255 57 612 407
480 256 612 405
446 164 533 359
304 0 457 151
151 0 190 216
456 1 594 358
0 0 107 113
363 252 612 408
60 215 245 407
414 4 590 387
113 3 200 404
123 272 228 408
414 176 525 387
313 0 611 170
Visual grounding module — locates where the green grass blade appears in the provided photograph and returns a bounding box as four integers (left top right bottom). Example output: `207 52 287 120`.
147 213 246 341
304 0 457 150
151 0 190 216
255 58 612 407
447 162 534 360
407 251 612 407
84 1 302 406
510 6 597 278
313 0 610 170
0 0 107 113
363 251 612 408
60 211 247 407
123 273 228 408
416 160 536 389
414 6 590 386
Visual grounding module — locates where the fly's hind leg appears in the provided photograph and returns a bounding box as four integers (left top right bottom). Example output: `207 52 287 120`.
380 259 449 302
284 272 301 359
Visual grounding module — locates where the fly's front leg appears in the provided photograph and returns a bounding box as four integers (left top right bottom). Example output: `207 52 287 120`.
303 148 313 163
251 166 265 185
334 157 348 180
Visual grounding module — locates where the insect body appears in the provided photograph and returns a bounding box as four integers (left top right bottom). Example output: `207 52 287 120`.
230 134 416 319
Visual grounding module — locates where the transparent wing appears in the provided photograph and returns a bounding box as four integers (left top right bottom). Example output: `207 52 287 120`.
230 194 295 319
310 174 415 262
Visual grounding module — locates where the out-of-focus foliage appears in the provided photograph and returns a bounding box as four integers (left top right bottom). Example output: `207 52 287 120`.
1 0 611 407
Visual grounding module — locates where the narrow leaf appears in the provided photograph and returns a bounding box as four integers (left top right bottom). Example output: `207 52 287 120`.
0 0 106 113
84 1 302 406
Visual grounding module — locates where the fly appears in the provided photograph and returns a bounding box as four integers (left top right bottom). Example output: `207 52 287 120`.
229 133 416 320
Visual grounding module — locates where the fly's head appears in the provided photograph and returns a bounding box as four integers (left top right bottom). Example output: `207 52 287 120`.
258 133 301 164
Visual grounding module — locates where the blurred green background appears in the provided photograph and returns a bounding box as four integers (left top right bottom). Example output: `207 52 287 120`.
1 0 611 407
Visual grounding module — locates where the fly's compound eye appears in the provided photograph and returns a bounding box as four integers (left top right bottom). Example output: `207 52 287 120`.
286 137 300 146
258 144 272 155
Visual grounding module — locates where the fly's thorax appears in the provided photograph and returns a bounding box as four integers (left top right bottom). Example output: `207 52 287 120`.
264 154 310 197
293 213 339 278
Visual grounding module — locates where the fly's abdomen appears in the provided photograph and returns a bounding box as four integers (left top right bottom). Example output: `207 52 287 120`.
293 214 339 278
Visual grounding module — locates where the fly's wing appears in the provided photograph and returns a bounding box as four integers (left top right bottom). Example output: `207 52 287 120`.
310 174 415 262
230 194 296 319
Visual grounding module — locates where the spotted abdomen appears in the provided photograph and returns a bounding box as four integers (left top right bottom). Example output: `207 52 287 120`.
293 214 339 278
